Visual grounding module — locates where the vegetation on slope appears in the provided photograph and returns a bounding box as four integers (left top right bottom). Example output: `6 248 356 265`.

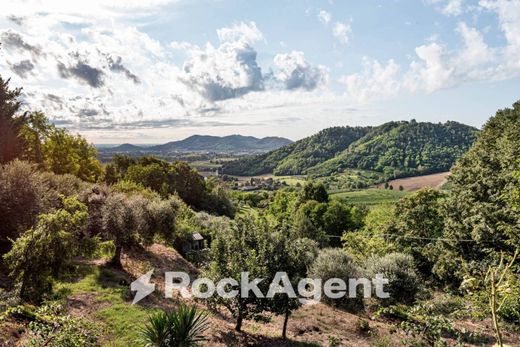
223 120 478 179
222 126 371 175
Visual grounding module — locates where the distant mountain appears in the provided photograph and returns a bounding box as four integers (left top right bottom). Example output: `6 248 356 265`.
222 121 479 178
107 143 144 152
100 135 292 154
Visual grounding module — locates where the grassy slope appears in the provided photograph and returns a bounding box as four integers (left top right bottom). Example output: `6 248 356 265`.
50 245 410 347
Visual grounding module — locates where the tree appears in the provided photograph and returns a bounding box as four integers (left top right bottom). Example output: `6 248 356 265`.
42 128 102 182
204 214 273 331
267 236 319 339
0 75 25 163
308 248 363 312
386 188 445 277
101 192 137 267
441 101 520 284
302 182 329 203
3 196 89 301
364 252 420 305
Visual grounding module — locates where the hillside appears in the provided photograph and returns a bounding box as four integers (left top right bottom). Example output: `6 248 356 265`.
222 126 371 175
223 121 479 178
101 135 292 154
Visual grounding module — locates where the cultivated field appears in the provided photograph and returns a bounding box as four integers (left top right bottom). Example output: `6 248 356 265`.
377 172 451 192
331 189 408 205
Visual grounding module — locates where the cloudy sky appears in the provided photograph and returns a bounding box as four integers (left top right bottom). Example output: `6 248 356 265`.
1 0 519 143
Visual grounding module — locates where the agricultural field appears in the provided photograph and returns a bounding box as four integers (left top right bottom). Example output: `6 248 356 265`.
377 172 451 192
331 188 409 205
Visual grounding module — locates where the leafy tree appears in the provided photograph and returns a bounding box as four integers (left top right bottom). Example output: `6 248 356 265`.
302 182 329 203
292 207 327 245
267 236 319 339
3 196 89 301
267 190 300 223
0 160 86 255
364 252 420 305
0 75 25 163
101 193 140 266
204 214 273 331
41 128 102 182
308 248 363 312
440 101 520 285
386 188 445 277
122 156 232 216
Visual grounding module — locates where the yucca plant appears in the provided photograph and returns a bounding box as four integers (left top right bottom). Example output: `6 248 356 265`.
138 304 209 347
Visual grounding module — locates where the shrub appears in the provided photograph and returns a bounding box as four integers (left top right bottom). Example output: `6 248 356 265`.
3 196 89 302
308 248 363 312
364 252 420 305
138 304 209 346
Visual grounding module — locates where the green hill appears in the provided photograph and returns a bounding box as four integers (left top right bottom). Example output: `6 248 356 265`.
222 120 478 178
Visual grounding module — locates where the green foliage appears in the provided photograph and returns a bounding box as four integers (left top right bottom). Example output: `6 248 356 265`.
0 160 86 254
0 75 24 164
293 199 365 246
224 121 478 178
302 181 329 203
137 305 209 347
386 188 446 277
342 231 397 264
308 248 364 312
204 214 274 331
19 111 103 182
364 253 420 305
3 196 90 302
441 101 520 286
2 300 100 346
223 126 370 176
330 188 407 206
118 155 234 216
378 303 456 346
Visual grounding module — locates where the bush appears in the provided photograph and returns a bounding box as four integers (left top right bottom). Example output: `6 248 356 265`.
138 304 209 346
364 252 420 305
308 248 363 312
3 196 89 302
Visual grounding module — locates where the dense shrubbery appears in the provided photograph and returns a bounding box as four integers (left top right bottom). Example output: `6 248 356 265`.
3 196 90 301
109 155 235 217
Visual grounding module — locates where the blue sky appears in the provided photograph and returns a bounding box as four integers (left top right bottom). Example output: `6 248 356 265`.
1 0 519 143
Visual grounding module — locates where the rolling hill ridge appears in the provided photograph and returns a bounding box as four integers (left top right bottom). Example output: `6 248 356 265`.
222 120 479 178
100 135 293 154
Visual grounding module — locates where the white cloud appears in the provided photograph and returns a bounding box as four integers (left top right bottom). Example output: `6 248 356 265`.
426 0 465 16
273 51 328 91
3 0 179 19
406 42 454 92
180 22 264 101
0 14 333 130
442 0 464 16
340 58 401 101
318 10 331 24
480 0 520 69
333 21 351 44
454 22 494 68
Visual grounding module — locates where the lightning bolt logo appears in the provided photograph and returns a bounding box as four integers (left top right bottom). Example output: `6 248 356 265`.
131 269 156 304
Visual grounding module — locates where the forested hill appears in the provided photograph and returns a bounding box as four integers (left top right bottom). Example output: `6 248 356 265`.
101 135 292 154
222 120 479 177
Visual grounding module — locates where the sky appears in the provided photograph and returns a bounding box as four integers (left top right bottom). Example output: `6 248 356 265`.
0 0 519 144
